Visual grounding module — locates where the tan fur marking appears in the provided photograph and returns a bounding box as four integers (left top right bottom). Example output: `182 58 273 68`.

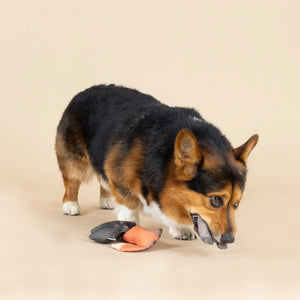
103 141 122 184
114 192 140 210
228 185 243 234
62 177 81 203
55 133 94 184
202 153 223 170
122 139 144 195
231 185 242 205
100 186 111 198
206 185 232 202
104 139 144 210
160 180 199 225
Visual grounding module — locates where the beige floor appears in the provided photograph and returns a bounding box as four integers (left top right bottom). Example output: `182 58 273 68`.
1 1 300 299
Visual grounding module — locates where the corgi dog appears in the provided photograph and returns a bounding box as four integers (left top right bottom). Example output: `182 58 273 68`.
55 85 258 249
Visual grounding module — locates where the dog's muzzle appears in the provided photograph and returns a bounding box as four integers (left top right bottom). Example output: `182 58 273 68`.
190 214 233 250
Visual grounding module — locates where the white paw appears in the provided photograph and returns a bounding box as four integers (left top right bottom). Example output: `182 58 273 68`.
169 225 196 240
62 201 80 216
100 197 115 210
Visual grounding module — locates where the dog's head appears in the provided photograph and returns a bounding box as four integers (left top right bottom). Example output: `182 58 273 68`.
161 128 258 249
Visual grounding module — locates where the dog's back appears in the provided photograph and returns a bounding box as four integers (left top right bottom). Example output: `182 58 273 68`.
56 84 203 185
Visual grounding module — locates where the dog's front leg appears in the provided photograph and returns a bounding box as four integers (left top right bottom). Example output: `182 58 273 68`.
115 203 140 225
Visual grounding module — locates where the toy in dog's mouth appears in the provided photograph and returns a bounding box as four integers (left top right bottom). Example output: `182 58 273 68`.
190 213 228 250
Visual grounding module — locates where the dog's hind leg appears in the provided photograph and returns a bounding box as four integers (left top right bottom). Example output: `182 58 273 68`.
55 130 93 215
61 177 81 215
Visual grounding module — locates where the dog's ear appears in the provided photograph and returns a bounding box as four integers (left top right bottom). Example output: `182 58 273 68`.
233 134 259 163
174 129 202 180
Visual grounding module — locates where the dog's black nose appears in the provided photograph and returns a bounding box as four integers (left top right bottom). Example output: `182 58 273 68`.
221 233 235 244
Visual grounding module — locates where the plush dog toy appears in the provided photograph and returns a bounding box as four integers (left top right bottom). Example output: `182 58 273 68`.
89 221 162 252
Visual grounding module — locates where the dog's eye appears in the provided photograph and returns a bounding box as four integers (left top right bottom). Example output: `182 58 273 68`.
233 201 240 209
209 196 224 208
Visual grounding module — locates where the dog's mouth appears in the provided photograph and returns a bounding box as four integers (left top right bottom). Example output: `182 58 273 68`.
190 213 228 250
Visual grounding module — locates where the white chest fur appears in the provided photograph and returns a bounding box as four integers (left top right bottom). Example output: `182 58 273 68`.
137 194 194 238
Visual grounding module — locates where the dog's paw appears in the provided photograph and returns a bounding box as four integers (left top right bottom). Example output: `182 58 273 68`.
169 226 196 240
62 201 80 216
100 197 115 210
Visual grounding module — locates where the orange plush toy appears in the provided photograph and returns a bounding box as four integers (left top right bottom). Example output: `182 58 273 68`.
89 221 162 252
112 226 162 252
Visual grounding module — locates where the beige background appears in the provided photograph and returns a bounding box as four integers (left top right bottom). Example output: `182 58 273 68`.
1 1 299 299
